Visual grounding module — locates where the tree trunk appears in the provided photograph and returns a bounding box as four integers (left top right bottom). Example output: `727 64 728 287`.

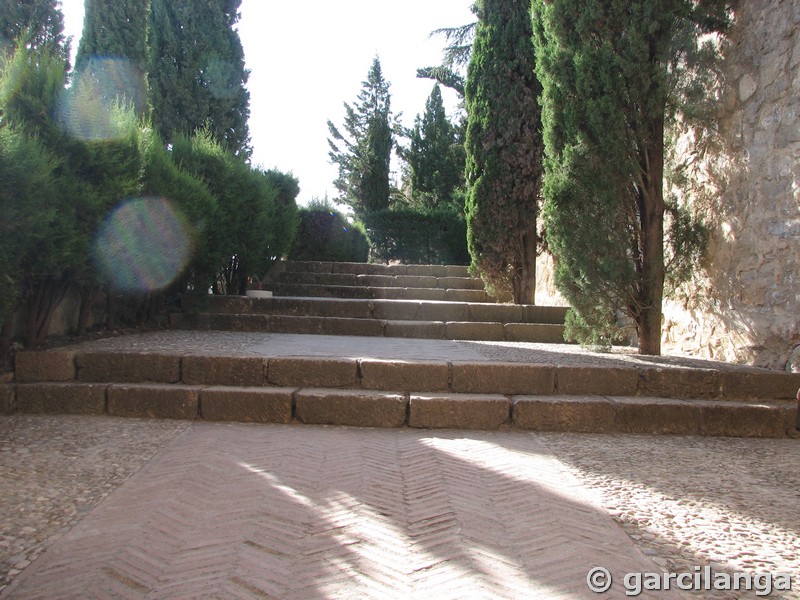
636 115 666 356
513 230 537 305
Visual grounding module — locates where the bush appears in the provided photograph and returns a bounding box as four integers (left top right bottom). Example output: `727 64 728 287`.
362 205 469 265
288 200 368 263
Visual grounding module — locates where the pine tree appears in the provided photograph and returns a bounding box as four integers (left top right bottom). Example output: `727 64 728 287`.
464 0 543 304
327 56 395 221
405 84 463 207
148 0 251 156
532 0 729 355
0 0 69 64
74 0 149 115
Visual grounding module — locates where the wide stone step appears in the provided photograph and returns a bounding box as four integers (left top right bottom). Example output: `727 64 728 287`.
7 348 799 437
264 283 492 303
172 313 567 342
5 381 796 437
274 260 471 278
197 296 568 324
268 272 486 291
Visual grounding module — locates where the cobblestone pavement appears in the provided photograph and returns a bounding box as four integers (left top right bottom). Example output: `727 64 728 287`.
1 415 798 599
52 330 759 371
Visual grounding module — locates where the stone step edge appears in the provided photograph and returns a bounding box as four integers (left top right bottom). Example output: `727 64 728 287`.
3 383 797 437
13 351 800 402
171 314 566 343
273 260 471 278
198 296 568 325
268 272 487 291
266 283 493 303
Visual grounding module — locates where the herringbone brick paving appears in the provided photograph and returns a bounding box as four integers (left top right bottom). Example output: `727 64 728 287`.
1 423 688 599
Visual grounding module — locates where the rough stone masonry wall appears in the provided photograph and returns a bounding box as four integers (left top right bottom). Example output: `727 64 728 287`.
661 0 800 371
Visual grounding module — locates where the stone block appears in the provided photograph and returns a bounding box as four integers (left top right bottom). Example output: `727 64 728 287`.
451 362 555 395
437 276 482 290
359 359 449 391
15 351 76 382
313 299 372 319
405 288 447 301
504 323 566 343
107 384 198 419
295 388 406 427
268 357 358 388
358 274 396 288
418 302 469 322
638 367 720 399
200 387 293 423
0 384 15 414
371 301 421 321
513 396 614 433
182 355 266 386
443 265 470 278
409 393 509 429
77 352 181 383
383 320 445 339
395 275 438 288
206 295 251 314
467 303 523 324
444 289 488 303
209 314 269 332
403 264 439 277
16 383 106 415
444 322 504 341
269 315 326 335
719 370 800 400
522 306 569 325
323 317 384 337
556 366 638 396
612 397 700 435
698 400 795 437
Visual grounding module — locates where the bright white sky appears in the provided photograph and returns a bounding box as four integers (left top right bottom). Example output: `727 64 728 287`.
60 0 475 205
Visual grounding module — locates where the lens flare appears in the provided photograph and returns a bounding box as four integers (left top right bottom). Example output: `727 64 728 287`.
58 56 147 140
93 197 194 294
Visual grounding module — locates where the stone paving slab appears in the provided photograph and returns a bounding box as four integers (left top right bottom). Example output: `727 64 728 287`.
1 415 798 599
1 420 688 599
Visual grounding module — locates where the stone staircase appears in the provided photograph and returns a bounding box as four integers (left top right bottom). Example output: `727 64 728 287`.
2 260 799 437
172 260 569 343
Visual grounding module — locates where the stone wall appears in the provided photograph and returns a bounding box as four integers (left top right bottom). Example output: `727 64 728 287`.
662 0 800 371
534 0 799 370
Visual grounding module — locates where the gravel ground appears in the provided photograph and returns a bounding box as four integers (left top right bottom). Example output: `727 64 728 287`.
540 433 800 599
0 415 188 594
1 415 798 598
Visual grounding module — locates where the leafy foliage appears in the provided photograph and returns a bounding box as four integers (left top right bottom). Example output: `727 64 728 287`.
327 57 396 222
532 0 728 354
0 0 70 64
362 205 469 266
464 0 543 304
401 84 465 209
148 0 251 156
288 199 369 263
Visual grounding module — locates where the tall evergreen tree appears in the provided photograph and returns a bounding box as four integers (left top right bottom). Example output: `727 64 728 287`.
532 0 729 355
464 0 543 304
148 0 250 156
0 0 69 64
404 84 463 207
74 0 149 115
327 56 395 221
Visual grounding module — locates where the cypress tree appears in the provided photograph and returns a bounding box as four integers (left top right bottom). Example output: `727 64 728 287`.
532 0 729 355
0 0 69 64
148 0 251 156
464 0 543 304
74 0 149 116
327 56 395 221
406 84 464 207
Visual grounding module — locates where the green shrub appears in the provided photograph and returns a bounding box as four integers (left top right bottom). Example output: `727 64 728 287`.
288 200 368 263
362 205 469 265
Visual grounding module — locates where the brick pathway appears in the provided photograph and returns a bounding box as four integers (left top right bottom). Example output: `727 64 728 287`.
1 423 686 599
